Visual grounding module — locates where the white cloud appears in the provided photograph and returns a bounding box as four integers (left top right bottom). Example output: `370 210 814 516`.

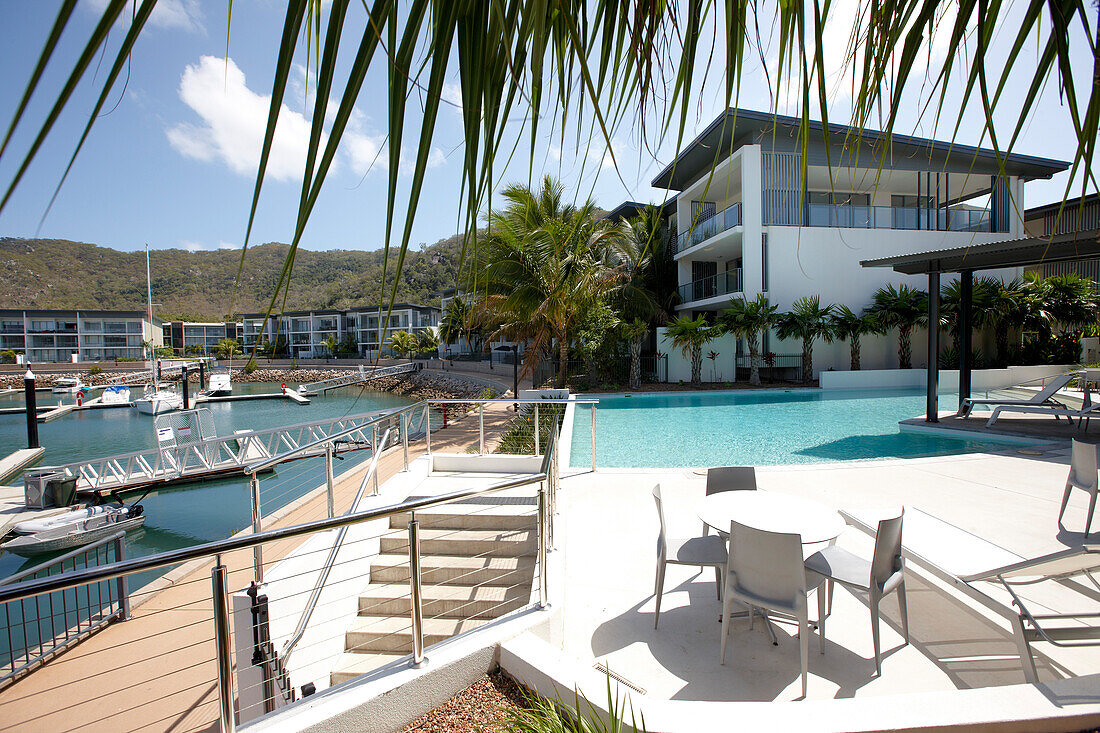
441 82 464 111
166 56 323 182
179 240 237 252
83 0 204 33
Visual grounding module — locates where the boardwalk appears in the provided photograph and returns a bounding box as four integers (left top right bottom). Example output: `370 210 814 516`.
0 403 520 733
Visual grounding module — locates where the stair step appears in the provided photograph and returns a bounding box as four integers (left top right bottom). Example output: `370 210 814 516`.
389 509 535 531
370 553 535 587
344 615 489 653
329 652 406 686
379 528 536 558
357 581 532 619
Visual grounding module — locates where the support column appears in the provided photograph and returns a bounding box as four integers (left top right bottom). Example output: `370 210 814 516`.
959 271 973 410
927 272 940 422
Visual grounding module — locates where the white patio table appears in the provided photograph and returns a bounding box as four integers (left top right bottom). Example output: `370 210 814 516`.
698 491 846 546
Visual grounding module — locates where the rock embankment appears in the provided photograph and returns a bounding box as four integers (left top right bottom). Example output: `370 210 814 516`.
1 367 497 401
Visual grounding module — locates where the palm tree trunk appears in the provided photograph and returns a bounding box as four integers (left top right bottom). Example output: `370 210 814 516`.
802 337 813 384
851 333 861 370
691 345 702 385
558 336 569 388
899 327 912 369
629 335 642 390
749 334 761 386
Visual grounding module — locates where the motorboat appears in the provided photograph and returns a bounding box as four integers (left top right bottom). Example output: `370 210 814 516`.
52 376 83 394
134 384 183 415
101 385 131 404
1 504 145 556
201 367 232 397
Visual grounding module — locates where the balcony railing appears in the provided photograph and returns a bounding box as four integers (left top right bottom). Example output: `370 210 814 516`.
675 202 743 254
678 268 743 304
803 203 991 232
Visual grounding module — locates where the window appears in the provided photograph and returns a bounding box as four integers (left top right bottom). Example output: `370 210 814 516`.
808 191 870 206
761 235 769 292
127 321 143 333
82 320 103 333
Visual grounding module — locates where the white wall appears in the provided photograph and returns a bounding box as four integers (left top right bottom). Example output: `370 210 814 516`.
819 363 1073 391
658 328 738 384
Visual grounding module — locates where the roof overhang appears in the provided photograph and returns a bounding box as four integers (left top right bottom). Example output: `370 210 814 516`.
652 108 1070 191
860 230 1100 275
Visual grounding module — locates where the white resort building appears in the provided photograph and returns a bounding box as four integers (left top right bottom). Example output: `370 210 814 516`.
0 309 162 363
239 304 440 358
641 109 1068 378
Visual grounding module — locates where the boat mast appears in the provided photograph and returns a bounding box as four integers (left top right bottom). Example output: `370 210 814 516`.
146 244 158 392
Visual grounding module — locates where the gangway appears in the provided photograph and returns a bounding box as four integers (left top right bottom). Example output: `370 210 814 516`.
104 359 210 386
297 362 418 395
23 404 424 497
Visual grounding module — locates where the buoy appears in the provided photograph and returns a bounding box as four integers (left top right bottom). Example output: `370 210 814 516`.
281 382 287 395
76 391 84 407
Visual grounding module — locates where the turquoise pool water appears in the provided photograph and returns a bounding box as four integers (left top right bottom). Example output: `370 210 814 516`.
570 389 1030 468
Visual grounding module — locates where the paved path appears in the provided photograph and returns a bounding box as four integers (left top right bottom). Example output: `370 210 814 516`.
0 404 519 733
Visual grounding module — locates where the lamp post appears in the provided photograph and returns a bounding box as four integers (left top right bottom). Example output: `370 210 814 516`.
495 345 519 411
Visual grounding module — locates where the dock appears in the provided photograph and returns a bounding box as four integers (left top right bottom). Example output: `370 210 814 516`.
36 403 75 422
298 362 417 395
0 447 45 484
195 390 310 405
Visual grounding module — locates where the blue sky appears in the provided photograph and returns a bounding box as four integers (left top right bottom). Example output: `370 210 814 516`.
0 1 1094 253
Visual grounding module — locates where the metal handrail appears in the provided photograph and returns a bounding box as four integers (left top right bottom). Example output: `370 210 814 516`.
245 398 594 475
0 471 548 604
0 531 126 586
279 427 394 669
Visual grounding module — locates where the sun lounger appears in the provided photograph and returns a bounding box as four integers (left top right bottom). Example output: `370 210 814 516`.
958 373 1075 418
985 401 1100 430
843 507 1100 683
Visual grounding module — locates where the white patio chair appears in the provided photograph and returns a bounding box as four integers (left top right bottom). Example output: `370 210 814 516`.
1060 439 1099 536
702 466 757 535
652 484 728 629
958 373 1073 418
804 510 907 676
721 520 826 699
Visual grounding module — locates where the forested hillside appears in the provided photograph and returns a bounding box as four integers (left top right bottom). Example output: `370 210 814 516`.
0 234 473 320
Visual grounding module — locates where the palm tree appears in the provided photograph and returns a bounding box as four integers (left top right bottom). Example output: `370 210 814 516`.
868 284 928 369
606 205 670 389
665 316 714 385
476 176 622 388
830 306 883 371
439 297 480 354
320 334 339 358
388 331 418 358
718 294 780 386
415 329 441 356
1023 271 1100 335
214 338 241 360
940 276 1001 354
776 296 836 384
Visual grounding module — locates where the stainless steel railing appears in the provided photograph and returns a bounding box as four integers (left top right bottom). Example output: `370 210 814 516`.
0 531 129 689
0 396 578 731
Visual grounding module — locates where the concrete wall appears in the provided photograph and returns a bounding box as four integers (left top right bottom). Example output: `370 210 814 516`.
819 364 1074 391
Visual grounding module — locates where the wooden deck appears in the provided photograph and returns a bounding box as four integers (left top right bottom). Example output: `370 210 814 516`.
0 404 520 733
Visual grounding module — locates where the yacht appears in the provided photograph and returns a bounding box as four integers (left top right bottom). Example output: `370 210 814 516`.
101 385 131 404
133 245 181 417
134 383 183 415
201 367 232 397
52 376 83 394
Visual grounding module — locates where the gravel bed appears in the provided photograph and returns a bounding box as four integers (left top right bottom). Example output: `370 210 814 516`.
400 672 527 733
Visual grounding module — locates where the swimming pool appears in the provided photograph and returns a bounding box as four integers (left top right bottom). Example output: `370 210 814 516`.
569 389 1035 468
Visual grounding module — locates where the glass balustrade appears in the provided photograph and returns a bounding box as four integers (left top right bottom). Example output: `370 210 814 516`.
675 202 743 254
677 269 744 304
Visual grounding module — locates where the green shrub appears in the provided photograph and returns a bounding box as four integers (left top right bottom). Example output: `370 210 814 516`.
88 365 103 375
0 349 16 364
495 674 645 733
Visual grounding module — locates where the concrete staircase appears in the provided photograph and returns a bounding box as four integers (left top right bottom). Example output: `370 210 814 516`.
330 497 537 685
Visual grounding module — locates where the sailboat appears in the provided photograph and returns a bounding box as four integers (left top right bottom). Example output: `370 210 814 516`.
133 245 182 416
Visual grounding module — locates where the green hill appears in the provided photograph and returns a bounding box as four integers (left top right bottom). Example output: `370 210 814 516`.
0 235 472 321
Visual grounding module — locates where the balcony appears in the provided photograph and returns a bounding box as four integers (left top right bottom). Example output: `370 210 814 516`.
677 268 743 304
803 203 991 232
675 202 742 254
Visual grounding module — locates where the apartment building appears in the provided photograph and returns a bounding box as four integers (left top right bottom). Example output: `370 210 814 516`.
166 321 241 353
0 309 162 363
238 305 439 358
643 108 1067 374
1024 193 1100 288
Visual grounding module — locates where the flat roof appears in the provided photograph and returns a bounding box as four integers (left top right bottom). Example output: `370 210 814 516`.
1025 192 1100 219
601 199 676 222
860 229 1100 274
0 309 151 318
652 108 1070 190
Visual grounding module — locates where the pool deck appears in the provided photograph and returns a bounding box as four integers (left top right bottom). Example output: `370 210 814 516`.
554 444 1100 705
903 408 1100 444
